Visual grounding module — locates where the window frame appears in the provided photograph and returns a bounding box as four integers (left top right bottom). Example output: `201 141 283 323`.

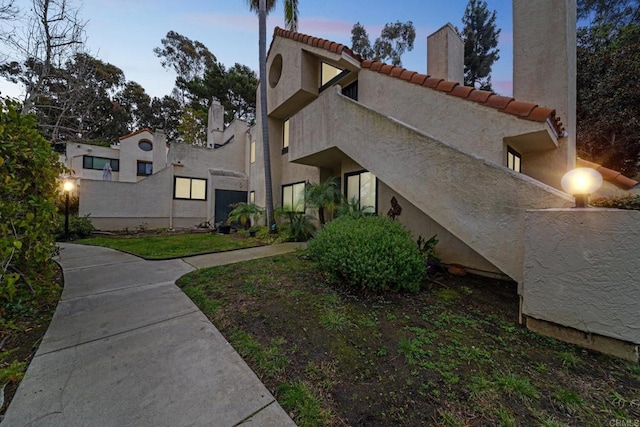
507 146 522 173
137 161 153 176
82 155 120 172
282 119 290 154
250 140 256 163
173 176 207 201
281 181 306 213
344 170 378 214
138 140 153 152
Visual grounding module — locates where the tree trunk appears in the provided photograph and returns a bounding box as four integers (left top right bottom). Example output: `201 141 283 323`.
258 0 275 231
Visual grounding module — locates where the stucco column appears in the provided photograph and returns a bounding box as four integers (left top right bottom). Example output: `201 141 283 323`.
513 0 577 185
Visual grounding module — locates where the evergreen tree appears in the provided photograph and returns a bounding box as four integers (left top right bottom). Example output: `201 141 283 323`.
460 0 500 91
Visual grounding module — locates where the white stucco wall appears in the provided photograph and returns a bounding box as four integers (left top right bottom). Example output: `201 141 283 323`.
118 131 157 183
357 70 549 167
523 208 640 345
64 143 121 182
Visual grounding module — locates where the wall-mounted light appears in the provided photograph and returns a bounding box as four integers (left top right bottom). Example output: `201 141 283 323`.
561 168 603 208
63 179 75 240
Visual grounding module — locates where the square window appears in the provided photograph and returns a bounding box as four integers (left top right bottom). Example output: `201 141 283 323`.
345 171 377 213
282 182 305 212
174 177 207 200
137 161 153 176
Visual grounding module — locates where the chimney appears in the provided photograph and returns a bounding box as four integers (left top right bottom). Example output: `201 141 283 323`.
513 0 577 176
427 23 464 84
207 99 224 148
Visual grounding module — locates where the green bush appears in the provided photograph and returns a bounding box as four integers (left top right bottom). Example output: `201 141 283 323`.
55 214 95 240
590 194 640 210
1 99 64 303
307 216 425 292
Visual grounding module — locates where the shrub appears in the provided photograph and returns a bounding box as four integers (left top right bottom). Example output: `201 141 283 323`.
590 194 640 210
307 216 425 292
54 214 95 240
1 99 64 303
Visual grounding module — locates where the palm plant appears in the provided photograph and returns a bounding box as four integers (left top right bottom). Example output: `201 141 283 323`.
305 177 341 225
246 0 299 232
227 202 264 230
275 204 316 242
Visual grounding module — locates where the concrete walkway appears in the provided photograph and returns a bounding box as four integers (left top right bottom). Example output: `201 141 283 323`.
2 242 304 427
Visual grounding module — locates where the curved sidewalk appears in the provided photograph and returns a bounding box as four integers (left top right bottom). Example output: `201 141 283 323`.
2 243 304 427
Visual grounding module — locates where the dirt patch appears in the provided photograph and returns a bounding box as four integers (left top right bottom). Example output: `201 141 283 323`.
178 254 640 426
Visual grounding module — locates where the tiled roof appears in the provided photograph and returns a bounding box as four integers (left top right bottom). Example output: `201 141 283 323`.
118 128 153 141
577 158 638 190
273 27 361 62
273 27 564 135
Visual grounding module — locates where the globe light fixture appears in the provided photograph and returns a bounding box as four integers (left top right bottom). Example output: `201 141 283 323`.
561 168 603 208
63 179 75 240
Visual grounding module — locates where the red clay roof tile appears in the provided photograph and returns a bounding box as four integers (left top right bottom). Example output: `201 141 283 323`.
119 128 153 140
449 85 474 99
527 107 555 123
390 67 405 78
485 95 514 110
612 175 638 190
272 26 565 135
576 158 638 190
370 61 383 72
424 77 443 88
503 101 538 118
595 166 620 182
467 90 493 103
400 70 416 81
380 64 394 74
409 73 429 85
436 80 459 92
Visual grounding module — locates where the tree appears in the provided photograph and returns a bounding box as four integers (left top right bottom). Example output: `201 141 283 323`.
305 177 341 225
350 21 416 67
576 20 640 176
246 0 299 231
460 0 500 90
578 0 640 26
177 107 207 145
0 0 86 113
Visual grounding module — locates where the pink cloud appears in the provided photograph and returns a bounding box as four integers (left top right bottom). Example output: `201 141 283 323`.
492 80 513 97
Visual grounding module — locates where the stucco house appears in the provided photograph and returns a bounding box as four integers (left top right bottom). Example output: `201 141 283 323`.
70 101 251 230
215 1 638 359
73 1 638 360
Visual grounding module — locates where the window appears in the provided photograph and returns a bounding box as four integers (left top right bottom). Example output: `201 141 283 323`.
138 140 153 151
342 81 358 101
345 171 377 214
249 191 255 204
137 161 153 176
282 119 290 154
320 62 343 87
250 140 256 163
83 156 120 171
282 182 305 212
507 147 522 173
174 177 207 200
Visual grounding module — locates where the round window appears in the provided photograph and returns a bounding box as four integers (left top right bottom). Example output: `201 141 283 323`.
139 140 153 151
269 54 283 88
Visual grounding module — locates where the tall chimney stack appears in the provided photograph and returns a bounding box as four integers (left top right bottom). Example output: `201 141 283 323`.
513 0 577 185
427 23 464 84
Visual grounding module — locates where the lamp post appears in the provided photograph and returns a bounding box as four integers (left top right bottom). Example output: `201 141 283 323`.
561 168 603 208
63 179 74 240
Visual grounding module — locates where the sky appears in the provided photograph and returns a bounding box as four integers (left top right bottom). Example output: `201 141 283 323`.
0 0 514 100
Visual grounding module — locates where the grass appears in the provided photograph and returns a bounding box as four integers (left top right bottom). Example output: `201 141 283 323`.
75 232 262 259
176 253 640 426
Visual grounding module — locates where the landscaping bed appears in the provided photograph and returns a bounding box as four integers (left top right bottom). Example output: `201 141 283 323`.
177 253 640 426
0 263 62 417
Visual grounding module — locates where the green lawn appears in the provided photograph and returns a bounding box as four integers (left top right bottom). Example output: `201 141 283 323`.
75 232 262 259
177 253 640 427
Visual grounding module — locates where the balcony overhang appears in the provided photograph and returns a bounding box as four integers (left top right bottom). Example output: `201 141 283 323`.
504 125 559 155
